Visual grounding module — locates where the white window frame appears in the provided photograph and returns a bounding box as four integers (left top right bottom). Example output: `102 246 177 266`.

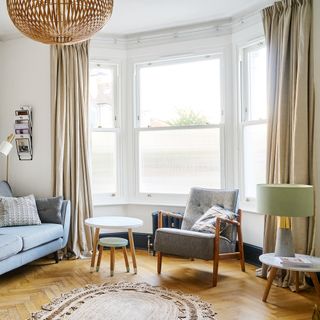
133 54 226 204
239 40 267 204
89 61 123 204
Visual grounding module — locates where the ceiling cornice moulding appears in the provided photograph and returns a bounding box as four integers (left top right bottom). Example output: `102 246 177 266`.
0 10 262 48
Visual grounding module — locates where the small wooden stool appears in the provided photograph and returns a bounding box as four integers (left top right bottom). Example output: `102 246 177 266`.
96 237 130 276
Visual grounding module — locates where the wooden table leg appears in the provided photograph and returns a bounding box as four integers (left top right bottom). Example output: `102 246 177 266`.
128 228 137 274
295 271 300 293
310 273 320 297
123 247 130 272
96 245 103 272
90 228 100 272
262 267 278 302
110 247 115 277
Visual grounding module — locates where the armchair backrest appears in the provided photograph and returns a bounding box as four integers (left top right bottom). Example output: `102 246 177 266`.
181 187 239 231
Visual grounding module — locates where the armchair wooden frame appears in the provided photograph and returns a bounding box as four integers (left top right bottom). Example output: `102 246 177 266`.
157 209 245 287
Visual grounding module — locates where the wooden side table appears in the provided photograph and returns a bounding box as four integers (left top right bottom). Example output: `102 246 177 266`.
259 253 320 302
85 216 143 274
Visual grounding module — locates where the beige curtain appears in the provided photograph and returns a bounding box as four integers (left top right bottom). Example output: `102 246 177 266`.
51 41 93 258
260 0 316 288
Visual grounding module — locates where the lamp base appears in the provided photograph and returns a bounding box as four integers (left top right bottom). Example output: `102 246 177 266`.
274 228 295 257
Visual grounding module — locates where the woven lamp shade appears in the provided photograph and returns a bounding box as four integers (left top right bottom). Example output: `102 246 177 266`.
6 0 113 45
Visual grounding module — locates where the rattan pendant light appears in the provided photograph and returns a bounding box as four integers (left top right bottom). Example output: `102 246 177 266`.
6 0 113 45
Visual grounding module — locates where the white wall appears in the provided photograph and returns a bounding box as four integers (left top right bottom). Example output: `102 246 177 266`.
0 38 51 197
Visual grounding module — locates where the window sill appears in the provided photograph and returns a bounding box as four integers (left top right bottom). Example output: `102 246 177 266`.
128 201 185 207
93 200 264 213
93 199 186 207
93 196 128 207
239 201 263 215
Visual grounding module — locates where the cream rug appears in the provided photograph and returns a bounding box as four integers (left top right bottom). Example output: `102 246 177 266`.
31 282 216 320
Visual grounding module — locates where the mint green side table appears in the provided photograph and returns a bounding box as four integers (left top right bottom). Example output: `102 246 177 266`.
96 237 130 276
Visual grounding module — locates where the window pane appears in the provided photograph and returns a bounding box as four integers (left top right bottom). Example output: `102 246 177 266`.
243 124 267 198
139 58 221 127
91 132 116 194
139 128 221 194
90 65 115 128
247 46 267 121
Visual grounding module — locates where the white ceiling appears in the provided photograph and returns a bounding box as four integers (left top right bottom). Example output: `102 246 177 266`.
0 0 273 38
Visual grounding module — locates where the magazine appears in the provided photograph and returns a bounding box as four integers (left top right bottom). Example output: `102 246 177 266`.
280 257 312 267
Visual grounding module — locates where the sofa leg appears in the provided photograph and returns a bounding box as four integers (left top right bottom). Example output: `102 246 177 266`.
157 252 162 274
54 251 59 264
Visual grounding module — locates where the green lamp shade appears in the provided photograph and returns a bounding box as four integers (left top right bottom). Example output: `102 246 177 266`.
256 184 314 217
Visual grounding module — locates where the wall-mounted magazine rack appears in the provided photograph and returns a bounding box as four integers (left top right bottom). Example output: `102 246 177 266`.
15 106 33 161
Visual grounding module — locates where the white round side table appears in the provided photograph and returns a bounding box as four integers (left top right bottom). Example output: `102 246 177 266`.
259 253 320 302
85 216 143 274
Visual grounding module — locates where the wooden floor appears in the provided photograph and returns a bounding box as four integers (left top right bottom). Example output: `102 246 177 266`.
0 250 318 319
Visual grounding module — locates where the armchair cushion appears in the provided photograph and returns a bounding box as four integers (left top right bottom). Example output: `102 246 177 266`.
154 227 235 260
191 205 236 234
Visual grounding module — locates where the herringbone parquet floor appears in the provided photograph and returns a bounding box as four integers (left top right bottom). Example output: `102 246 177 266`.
0 250 318 319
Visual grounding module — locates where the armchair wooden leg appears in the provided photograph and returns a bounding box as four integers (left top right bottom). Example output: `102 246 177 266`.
238 225 245 272
237 210 245 272
157 252 162 274
213 220 220 287
213 257 219 287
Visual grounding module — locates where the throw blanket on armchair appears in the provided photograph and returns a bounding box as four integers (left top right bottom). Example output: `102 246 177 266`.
191 205 236 235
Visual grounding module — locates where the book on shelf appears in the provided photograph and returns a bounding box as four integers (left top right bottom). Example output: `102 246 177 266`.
279 256 312 267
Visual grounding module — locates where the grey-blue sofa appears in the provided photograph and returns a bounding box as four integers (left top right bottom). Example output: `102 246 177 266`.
0 181 71 275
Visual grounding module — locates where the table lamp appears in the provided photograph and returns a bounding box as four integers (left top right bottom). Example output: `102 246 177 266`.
257 184 314 257
0 134 15 182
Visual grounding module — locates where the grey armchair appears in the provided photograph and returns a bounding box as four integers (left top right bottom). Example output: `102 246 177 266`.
154 187 245 287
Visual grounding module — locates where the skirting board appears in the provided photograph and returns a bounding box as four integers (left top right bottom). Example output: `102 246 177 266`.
100 232 263 267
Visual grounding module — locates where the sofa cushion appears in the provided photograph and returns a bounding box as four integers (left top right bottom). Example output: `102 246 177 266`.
0 195 41 227
0 234 23 261
36 197 63 224
0 224 63 251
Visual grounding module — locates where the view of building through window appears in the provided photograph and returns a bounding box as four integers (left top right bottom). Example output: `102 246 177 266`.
139 58 221 128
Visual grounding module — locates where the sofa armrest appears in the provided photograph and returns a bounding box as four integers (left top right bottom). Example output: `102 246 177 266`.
60 200 71 248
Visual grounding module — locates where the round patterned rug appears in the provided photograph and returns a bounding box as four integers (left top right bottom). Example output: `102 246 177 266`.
31 282 216 320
